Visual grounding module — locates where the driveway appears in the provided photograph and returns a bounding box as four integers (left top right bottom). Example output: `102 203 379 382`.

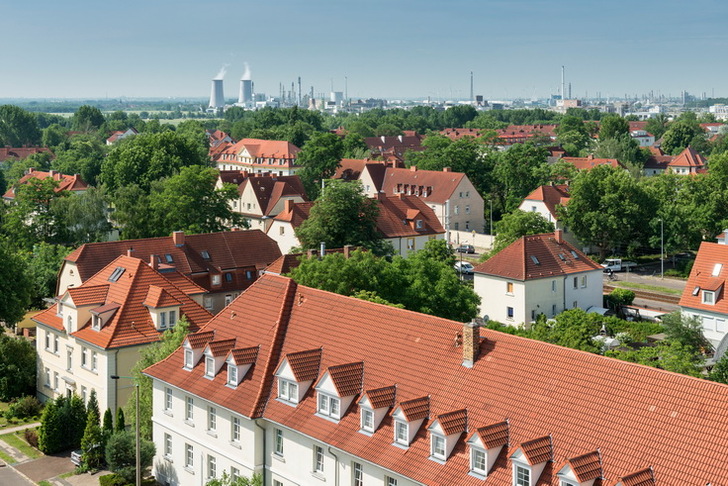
0 465 35 485
14 451 75 482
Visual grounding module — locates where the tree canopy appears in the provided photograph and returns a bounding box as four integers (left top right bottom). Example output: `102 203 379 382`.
487 210 555 256
296 132 344 200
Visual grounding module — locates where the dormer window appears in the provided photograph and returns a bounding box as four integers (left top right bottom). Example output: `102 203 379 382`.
510 436 552 486
416 219 423 229
228 365 238 385
317 393 341 419
471 448 487 475
431 434 446 460
361 408 374 432
467 421 509 478
703 290 715 305
205 356 215 377
184 349 194 369
212 274 221 286
274 348 321 406
395 421 409 445
92 315 101 330
514 465 531 486
278 379 299 403
201 250 211 260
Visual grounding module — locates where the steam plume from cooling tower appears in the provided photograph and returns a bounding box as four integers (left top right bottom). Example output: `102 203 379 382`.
241 62 251 81
214 64 229 80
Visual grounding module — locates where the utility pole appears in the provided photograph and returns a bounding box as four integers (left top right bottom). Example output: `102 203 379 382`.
660 218 664 279
111 375 140 486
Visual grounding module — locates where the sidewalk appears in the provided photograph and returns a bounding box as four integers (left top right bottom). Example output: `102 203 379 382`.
0 422 41 436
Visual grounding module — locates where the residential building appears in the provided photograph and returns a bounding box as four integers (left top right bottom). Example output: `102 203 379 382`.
34 255 212 413
336 163 485 235
363 132 424 164
146 272 728 486
473 231 603 325
679 241 728 348
105 128 138 145
643 146 674 176
267 195 444 257
0 145 54 162
3 168 88 201
518 185 582 250
667 146 706 175
559 156 626 171
630 129 655 147
217 171 308 232
215 138 301 176
57 230 282 315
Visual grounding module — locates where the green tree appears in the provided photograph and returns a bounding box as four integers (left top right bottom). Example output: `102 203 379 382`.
87 389 100 422
103 409 114 435
644 113 669 140
148 166 247 236
38 397 62 453
81 407 104 470
605 288 635 309
105 430 155 483
556 115 592 155
296 180 382 253
52 186 112 245
206 472 263 486
594 134 647 167
342 132 368 158
0 239 33 326
296 132 344 200
115 408 126 432
528 309 603 353
41 123 69 150
22 243 71 309
38 394 87 453
487 210 554 256
51 136 106 186
661 119 704 155
3 177 67 248
0 105 40 146
101 131 209 194
660 311 712 354
710 355 728 384
559 165 656 258
0 334 37 400
72 105 105 132
128 317 191 439
598 115 629 140
108 185 152 240
492 143 550 212
606 341 703 377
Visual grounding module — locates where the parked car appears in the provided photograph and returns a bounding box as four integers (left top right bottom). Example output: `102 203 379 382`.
454 261 474 274
456 244 475 254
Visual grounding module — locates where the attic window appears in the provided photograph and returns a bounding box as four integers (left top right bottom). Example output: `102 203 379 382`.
713 263 723 276
165 254 174 264
530 256 540 265
109 267 126 282
416 220 423 229
558 254 566 261
201 250 211 260
692 286 700 296
570 251 579 259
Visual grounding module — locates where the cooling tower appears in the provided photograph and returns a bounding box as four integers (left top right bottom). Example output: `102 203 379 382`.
209 79 225 109
239 79 253 104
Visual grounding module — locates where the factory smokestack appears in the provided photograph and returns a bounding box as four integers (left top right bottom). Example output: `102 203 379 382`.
561 65 565 100
209 79 225 109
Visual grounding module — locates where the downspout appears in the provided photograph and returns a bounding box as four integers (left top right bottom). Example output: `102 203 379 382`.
563 276 568 313
255 419 267 485
328 447 339 486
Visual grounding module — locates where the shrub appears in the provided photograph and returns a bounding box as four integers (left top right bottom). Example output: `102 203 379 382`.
38 394 87 454
606 288 635 308
6 396 42 419
24 428 39 448
105 430 155 484
99 473 126 486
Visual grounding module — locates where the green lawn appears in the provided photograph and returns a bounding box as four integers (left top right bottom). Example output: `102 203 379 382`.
0 401 40 429
613 281 683 296
0 448 14 464
0 430 42 459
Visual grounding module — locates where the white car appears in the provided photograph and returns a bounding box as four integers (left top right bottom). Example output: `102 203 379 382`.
454 261 474 275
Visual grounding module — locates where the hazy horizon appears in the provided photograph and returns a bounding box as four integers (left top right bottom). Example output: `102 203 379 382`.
3 0 727 101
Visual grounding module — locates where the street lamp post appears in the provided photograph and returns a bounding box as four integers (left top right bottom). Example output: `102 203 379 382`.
111 375 140 486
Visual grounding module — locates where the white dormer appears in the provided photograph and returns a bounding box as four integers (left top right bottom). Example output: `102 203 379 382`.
391 397 430 448
556 451 602 486
427 409 467 462
182 331 215 371
90 304 120 331
510 436 553 486
202 339 236 379
466 421 509 478
225 346 259 387
314 362 364 422
143 285 182 331
273 349 322 406
358 386 396 435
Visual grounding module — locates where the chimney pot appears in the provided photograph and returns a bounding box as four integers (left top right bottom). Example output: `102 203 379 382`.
554 230 563 244
410 165 418 172
172 231 185 247
462 319 482 368
126 248 134 257
443 167 452 172
150 254 158 271
284 199 294 213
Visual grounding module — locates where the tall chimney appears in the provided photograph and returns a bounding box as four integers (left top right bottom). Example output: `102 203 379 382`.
561 65 565 101
462 319 481 368
443 167 452 173
554 229 563 244
150 255 158 271
172 231 185 247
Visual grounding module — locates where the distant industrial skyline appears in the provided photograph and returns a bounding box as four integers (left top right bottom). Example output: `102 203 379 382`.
3 0 727 101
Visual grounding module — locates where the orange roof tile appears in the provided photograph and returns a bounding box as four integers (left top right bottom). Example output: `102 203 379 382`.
287 348 322 382
376 195 444 238
229 346 259 365
142 285 182 308
561 156 625 171
327 362 364 397
399 396 430 421
679 242 728 314
474 421 509 449
436 409 467 435
669 146 706 168
207 338 237 357
523 184 570 219
0 146 54 161
187 331 215 349
379 166 466 205
568 450 603 482
3 168 86 200
67 285 109 306
474 232 601 280
520 435 553 465
620 467 655 486
362 386 397 409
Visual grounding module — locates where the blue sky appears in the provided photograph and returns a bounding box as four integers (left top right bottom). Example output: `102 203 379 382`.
2 0 727 100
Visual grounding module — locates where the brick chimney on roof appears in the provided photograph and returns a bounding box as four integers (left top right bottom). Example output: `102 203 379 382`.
150 254 158 271
172 231 185 247
284 199 294 213
127 248 134 257
443 167 452 172
462 319 481 368
554 230 563 244
410 165 418 172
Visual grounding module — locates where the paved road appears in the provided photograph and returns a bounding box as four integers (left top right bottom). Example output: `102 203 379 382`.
0 464 35 485
15 451 76 483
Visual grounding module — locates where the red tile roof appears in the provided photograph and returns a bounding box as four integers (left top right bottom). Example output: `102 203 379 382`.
436 409 467 435
145 274 728 485
560 156 625 171
399 396 430 421
567 450 602 482
620 467 655 486
186 330 215 349
207 338 237 357
473 421 509 449
0 146 54 161
362 386 397 409
679 242 728 313
474 232 601 280
3 168 87 200
272 202 314 228
379 166 467 205
519 435 553 465
229 346 259 365
523 184 570 218
439 128 485 141
142 285 181 308
668 146 706 168
326 362 364 397
67 285 109 306
35 256 211 349
287 348 322 382
376 194 444 238
63 230 281 292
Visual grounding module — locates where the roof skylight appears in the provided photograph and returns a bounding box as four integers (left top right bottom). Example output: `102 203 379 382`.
109 267 125 282
713 263 722 276
530 256 540 265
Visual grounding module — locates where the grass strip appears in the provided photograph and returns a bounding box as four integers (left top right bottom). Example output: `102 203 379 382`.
0 431 42 459
612 281 683 296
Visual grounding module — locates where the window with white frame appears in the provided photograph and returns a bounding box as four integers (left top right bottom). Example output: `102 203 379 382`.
185 396 194 421
395 421 409 445
91 351 97 371
386 477 398 486
552 280 556 292
431 434 446 460
92 315 101 330
185 444 193 468
45 331 50 350
313 445 325 473
54 371 59 390
184 349 193 369
231 467 240 481
507 307 514 319
317 393 341 419
205 356 215 377
81 386 87 402
580 275 587 288
465 205 471 214
415 219 423 229
160 311 167 329
471 447 487 475
703 290 716 305
514 465 530 486
278 379 298 403
353 462 363 486
207 454 217 479
54 334 59 354
361 408 374 432
44 367 50 387
66 347 73 370
273 481 283 486
207 406 217 431
573 277 578 289
169 310 177 326
407 238 415 250
231 416 240 442
81 347 88 368
228 365 238 386
164 387 173 411
164 433 172 457
274 428 284 455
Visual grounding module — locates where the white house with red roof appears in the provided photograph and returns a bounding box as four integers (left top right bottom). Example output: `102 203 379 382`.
679 240 728 347
473 231 603 325
517 184 583 250
33 255 212 414
105 128 138 145
145 272 728 486
667 146 706 175
2 168 88 201
215 138 301 176
266 194 444 256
